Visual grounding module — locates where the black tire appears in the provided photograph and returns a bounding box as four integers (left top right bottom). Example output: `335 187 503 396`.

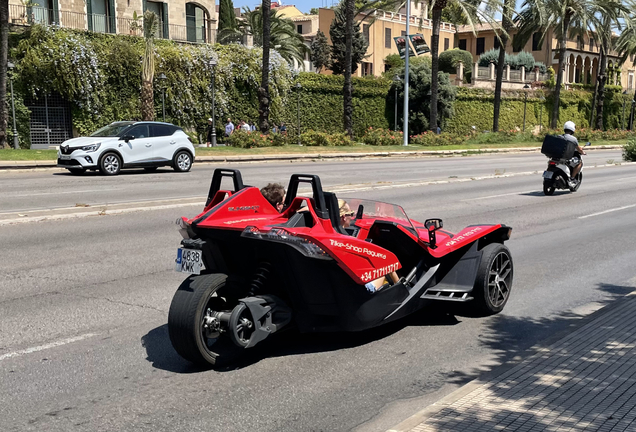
144 166 158 172
168 273 242 367
173 151 193 172
543 179 555 196
68 168 86 175
570 172 582 192
99 152 122 176
472 243 513 315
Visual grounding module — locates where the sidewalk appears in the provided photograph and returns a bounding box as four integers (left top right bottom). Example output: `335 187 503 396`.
0 145 624 170
388 292 636 432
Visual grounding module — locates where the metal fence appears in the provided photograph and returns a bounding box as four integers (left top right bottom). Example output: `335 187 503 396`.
9 4 215 44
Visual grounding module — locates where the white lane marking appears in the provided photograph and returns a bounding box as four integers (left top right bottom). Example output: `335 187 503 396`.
0 202 205 225
463 190 538 201
578 204 636 219
0 333 98 361
615 176 636 182
13 189 120 198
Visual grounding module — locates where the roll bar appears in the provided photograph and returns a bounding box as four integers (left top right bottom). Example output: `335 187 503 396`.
205 169 246 207
283 174 329 220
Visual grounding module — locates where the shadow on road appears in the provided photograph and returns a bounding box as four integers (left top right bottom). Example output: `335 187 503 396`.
420 282 636 430
141 305 461 373
53 168 176 177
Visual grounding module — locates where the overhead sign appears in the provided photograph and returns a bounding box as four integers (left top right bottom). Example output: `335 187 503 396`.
409 34 430 55
394 36 415 59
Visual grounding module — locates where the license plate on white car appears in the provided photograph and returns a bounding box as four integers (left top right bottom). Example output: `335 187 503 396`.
542 171 554 179
60 155 71 160
175 248 203 274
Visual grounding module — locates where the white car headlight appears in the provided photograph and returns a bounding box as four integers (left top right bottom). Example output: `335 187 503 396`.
81 143 101 153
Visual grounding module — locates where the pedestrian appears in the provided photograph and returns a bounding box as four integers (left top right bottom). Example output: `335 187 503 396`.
272 124 278 134
279 122 287 136
250 121 257 132
436 123 441 135
225 118 235 140
241 120 250 132
206 117 214 147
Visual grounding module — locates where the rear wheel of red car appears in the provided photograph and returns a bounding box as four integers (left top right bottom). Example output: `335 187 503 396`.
473 243 513 315
168 273 242 367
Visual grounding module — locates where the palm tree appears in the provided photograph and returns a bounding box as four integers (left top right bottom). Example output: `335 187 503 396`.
492 0 514 132
514 0 613 129
140 11 158 122
259 0 271 133
220 8 309 67
0 0 10 149
343 0 355 137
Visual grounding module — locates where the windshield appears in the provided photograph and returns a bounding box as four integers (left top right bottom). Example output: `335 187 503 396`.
341 198 418 238
90 122 135 137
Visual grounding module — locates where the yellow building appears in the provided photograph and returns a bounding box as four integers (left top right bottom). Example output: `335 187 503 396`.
318 2 456 77
455 24 634 90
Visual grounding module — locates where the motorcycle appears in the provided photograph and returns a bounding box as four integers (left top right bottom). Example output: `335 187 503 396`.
542 141 591 196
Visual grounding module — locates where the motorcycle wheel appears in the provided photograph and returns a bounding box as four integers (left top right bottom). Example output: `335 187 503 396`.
569 172 582 192
543 179 555 196
168 273 242 367
472 243 513 315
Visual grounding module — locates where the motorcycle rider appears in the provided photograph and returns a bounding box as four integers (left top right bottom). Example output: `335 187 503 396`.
562 121 586 186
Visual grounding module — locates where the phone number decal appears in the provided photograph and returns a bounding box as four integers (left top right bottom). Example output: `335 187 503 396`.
329 239 387 259
444 227 482 247
360 262 400 282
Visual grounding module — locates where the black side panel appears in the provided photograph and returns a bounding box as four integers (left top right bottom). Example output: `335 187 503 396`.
429 241 481 293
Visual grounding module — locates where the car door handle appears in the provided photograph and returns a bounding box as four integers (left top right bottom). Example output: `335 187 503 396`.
145 144 152 147
170 141 177 145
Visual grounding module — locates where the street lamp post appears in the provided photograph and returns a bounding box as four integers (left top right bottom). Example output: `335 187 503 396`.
296 82 302 146
393 74 400 131
209 58 217 147
402 0 410 146
539 96 546 133
523 83 530 132
157 72 167 122
622 90 628 130
7 62 19 149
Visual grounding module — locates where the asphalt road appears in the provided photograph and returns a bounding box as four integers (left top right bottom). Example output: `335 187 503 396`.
1 150 635 432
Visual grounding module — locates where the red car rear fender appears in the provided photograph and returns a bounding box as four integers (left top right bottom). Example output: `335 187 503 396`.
425 224 512 258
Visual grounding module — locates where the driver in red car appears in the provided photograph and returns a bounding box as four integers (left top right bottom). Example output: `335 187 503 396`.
338 199 398 292
261 183 286 212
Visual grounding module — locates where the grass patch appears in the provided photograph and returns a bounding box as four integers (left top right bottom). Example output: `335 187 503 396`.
0 140 627 162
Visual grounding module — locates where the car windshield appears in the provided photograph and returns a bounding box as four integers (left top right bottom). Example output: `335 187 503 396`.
341 198 418 238
90 122 135 137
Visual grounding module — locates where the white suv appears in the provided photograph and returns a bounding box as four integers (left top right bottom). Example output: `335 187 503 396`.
57 121 196 176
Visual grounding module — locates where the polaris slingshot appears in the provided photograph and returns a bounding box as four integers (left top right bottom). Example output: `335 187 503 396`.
168 169 514 367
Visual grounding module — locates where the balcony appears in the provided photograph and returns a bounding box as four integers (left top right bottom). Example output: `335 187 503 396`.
9 4 216 44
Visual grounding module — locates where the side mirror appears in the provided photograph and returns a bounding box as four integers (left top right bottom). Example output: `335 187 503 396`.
424 218 443 249
585 142 591 146
121 135 135 142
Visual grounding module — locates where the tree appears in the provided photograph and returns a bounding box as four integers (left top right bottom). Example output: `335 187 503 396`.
259 0 271 133
218 0 238 37
309 7 319 14
329 4 369 75
221 8 309 66
311 30 331 72
492 0 513 132
0 0 9 149
141 11 158 122
514 0 616 129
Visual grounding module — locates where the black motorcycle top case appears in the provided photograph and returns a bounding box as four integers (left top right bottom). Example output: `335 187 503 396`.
541 135 577 159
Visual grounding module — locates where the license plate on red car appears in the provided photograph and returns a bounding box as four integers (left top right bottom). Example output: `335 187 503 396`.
175 248 202 274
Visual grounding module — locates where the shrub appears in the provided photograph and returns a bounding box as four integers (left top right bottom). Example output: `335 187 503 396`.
623 138 636 161
439 49 473 74
510 51 535 72
330 132 355 146
410 132 467 146
362 127 404 146
301 130 330 146
227 131 274 148
534 62 547 74
478 48 506 67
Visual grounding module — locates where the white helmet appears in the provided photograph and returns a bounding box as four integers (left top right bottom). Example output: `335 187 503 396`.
564 121 576 133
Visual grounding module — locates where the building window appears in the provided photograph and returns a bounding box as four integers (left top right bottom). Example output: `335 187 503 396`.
186 3 209 43
577 36 582 50
629 73 634 90
363 24 369 42
532 32 541 51
476 37 485 55
297 24 302 33
385 28 391 48
494 36 501 50
590 39 595 51
88 0 116 33
458 38 467 51
444 38 449 51
362 62 373 76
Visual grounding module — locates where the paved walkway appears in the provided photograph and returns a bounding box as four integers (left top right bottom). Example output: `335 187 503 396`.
389 293 636 432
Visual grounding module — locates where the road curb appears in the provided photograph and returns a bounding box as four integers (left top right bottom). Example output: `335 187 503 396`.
386 290 636 432
0 145 625 170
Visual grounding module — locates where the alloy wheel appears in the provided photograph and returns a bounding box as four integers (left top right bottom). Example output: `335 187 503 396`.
488 251 512 308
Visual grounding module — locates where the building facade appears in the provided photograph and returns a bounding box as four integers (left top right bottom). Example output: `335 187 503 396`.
456 24 633 90
8 0 218 44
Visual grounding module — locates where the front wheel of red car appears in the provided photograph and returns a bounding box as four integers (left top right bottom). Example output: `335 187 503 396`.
168 273 242 367
473 243 513 315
